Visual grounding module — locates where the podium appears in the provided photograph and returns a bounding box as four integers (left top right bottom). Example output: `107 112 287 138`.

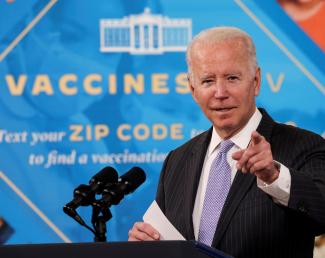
0 240 233 258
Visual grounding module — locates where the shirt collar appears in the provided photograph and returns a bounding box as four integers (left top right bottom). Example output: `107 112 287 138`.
208 108 262 156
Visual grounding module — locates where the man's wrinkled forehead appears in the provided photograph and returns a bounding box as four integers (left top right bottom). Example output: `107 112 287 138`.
191 38 250 61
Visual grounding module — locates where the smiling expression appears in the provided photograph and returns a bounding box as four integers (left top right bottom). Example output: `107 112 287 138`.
189 39 261 139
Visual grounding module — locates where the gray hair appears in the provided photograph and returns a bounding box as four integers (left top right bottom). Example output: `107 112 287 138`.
186 26 258 80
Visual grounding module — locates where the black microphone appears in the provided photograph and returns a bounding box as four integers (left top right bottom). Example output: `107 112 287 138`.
88 166 119 194
63 166 118 223
93 167 146 208
63 184 93 225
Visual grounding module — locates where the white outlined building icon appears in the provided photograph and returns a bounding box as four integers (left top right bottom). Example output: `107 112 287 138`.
100 8 192 55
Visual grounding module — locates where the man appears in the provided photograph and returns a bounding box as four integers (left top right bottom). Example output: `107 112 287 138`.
128 27 325 258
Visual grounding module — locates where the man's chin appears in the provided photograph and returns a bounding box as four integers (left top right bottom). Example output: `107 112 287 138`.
213 117 250 138
213 121 235 132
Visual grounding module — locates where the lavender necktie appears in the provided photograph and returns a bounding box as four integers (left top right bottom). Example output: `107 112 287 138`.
198 140 234 246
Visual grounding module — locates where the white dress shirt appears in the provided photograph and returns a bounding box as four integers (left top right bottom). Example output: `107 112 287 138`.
192 108 291 240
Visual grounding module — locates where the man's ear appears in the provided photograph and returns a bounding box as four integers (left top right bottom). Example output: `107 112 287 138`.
188 74 198 103
254 67 261 96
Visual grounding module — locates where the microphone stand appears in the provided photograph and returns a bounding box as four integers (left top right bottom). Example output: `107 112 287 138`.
91 205 112 242
64 167 145 242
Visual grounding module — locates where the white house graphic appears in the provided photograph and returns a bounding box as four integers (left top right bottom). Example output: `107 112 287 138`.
100 8 192 54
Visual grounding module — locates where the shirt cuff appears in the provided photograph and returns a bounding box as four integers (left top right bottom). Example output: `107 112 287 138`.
257 161 291 206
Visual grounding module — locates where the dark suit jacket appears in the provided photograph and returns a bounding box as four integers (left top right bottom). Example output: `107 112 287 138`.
156 109 325 258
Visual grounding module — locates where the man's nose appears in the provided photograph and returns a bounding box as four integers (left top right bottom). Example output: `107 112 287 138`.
213 81 228 99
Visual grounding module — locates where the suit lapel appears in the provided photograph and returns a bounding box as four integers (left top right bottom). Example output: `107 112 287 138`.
183 128 212 240
212 108 275 247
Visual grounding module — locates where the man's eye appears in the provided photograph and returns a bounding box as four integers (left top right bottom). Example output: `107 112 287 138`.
202 80 214 86
228 76 239 81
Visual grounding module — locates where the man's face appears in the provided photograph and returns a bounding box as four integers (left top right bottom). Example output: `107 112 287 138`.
189 39 261 139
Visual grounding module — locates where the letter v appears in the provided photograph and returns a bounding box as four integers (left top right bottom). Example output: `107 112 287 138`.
266 73 285 93
5 75 27 95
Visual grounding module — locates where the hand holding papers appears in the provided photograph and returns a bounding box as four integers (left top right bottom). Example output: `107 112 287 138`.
143 201 185 240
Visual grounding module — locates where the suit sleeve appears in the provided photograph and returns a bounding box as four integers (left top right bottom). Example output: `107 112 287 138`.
287 135 325 234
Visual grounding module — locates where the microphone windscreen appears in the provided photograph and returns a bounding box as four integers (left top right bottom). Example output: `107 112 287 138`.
90 166 118 185
120 167 146 193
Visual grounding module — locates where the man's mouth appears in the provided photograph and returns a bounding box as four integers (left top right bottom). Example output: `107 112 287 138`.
214 107 235 112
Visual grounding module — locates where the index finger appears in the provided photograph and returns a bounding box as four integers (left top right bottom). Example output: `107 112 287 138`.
251 131 263 145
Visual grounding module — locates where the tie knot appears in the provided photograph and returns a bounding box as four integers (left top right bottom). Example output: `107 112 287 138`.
219 140 234 154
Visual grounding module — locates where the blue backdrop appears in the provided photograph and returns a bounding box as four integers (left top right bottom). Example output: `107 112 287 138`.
0 0 324 244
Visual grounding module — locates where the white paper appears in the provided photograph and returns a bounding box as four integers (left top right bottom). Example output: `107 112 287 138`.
143 200 185 240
